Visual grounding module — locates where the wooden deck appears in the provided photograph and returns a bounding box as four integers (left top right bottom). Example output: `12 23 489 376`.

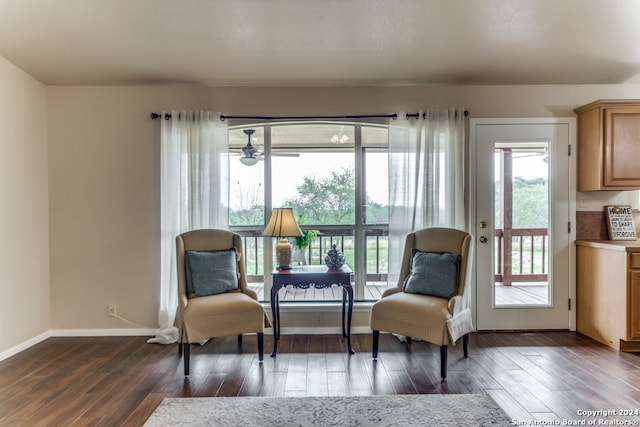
495 282 549 306
249 282 387 302
251 281 548 306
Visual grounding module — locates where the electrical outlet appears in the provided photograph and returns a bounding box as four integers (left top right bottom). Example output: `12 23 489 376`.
315 313 322 326
107 304 116 317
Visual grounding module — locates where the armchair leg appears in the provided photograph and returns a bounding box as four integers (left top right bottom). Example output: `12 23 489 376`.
440 345 448 382
178 341 183 356
183 342 191 377
463 333 469 358
372 330 380 359
257 332 264 362
238 334 243 346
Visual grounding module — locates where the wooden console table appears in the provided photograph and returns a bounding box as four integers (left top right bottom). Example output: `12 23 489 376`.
270 265 354 356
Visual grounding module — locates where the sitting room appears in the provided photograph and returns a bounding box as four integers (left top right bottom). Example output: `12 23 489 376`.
1 1 640 425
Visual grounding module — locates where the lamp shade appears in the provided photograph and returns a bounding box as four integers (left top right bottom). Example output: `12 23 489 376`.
263 208 303 270
263 208 303 238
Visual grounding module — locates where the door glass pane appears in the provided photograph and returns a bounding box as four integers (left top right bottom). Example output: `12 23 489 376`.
494 143 550 306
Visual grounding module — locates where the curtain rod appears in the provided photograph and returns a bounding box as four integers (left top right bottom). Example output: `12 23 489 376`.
149 110 469 121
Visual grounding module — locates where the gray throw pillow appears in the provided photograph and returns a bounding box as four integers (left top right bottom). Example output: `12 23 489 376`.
186 249 239 297
404 250 460 298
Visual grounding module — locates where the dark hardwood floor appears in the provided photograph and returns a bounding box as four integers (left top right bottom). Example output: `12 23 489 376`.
0 331 639 426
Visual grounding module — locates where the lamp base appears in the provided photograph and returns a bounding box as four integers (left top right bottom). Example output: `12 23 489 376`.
275 238 293 270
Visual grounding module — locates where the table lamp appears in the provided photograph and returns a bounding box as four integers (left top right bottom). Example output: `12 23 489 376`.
263 208 303 270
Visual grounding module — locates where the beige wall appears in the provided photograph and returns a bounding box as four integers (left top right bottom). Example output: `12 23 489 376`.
0 56 49 354
44 84 640 334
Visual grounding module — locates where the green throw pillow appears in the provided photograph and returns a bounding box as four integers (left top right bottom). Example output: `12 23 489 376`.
404 250 460 298
186 249 239 297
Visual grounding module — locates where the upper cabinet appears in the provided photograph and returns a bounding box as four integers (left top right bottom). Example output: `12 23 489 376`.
576 100 640 191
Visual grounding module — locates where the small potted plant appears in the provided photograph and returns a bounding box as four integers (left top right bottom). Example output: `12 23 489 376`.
292 215 319 265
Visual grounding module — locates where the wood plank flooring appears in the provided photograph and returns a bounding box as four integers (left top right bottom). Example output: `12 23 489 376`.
0 332 639 426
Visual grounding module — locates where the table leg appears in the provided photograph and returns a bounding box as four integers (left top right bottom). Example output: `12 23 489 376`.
343 283 355 354
270 284 279 357
341 287 347 338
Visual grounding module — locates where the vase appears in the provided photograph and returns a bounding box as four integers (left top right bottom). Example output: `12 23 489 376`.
292 247 307 265
325 244 345 270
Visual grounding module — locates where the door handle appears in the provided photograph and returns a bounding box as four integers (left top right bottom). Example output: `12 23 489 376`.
479 236 488 244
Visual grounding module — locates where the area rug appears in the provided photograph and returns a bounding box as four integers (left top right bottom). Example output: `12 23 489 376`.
143 394 511 426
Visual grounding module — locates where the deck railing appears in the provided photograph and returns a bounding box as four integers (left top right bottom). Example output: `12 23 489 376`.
232 226 546 291
494 227 548 285
230 226 389 289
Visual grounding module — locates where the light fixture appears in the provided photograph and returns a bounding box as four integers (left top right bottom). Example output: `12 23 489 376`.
239 156 259 166
239 129 262 166
330 126 349 144
263 208 303 270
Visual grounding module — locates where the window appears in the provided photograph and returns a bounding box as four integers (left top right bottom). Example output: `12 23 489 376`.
229 123 389 302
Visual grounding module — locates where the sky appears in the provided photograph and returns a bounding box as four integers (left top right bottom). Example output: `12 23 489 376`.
230 151 389 211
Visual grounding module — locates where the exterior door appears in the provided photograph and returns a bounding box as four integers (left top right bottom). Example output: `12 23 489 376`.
470 119 576 330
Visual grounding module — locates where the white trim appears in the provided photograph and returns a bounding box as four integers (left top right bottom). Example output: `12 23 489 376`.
50 328 157 337
1 303 376 361
0 325 376 362
0 331 51 362
267 326 372 335
469 117 577 331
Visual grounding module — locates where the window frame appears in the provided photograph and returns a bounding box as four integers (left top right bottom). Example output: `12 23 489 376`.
228 121 389 302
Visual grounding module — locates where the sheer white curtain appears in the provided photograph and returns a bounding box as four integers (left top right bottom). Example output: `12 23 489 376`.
387 108 467 286
148 111 229 344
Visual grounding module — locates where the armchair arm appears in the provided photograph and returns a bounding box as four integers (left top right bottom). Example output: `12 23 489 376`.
448 295 465 316
381 287 403 299
241 288 258 300
179 294 189 309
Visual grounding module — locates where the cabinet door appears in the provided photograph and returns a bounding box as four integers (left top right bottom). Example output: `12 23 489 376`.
629 269 640 341
604 107 640 188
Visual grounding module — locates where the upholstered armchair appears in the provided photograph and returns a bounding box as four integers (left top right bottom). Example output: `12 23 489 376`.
370 227 474 381
175 229 269 376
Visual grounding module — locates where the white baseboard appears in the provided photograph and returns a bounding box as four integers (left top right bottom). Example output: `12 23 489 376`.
50 328 157 337
0 331 51 362
0 328 158 362
1 326 375 362
271 326 372 335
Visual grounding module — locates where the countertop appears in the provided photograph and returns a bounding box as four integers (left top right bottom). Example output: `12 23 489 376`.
575 239 640 251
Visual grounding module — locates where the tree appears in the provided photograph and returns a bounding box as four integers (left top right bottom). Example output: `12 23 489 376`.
494 177 548 228
229 181 264 225
284 167 356 225
512 177 548 228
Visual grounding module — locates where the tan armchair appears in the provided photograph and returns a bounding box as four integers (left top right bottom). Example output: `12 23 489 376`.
370 227 474 381
175 229 269 376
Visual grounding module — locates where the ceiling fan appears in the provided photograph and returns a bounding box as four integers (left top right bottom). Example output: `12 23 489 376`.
233 128 300 166
238 129 264 166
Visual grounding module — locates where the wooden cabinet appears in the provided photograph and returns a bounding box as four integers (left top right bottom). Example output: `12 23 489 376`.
575 100 640 191
576 240 640 351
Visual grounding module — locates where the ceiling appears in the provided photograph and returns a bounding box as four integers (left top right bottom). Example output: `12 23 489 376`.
1 0 640 86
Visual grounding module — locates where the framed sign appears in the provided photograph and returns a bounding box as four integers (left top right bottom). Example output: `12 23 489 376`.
605 205 637 240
